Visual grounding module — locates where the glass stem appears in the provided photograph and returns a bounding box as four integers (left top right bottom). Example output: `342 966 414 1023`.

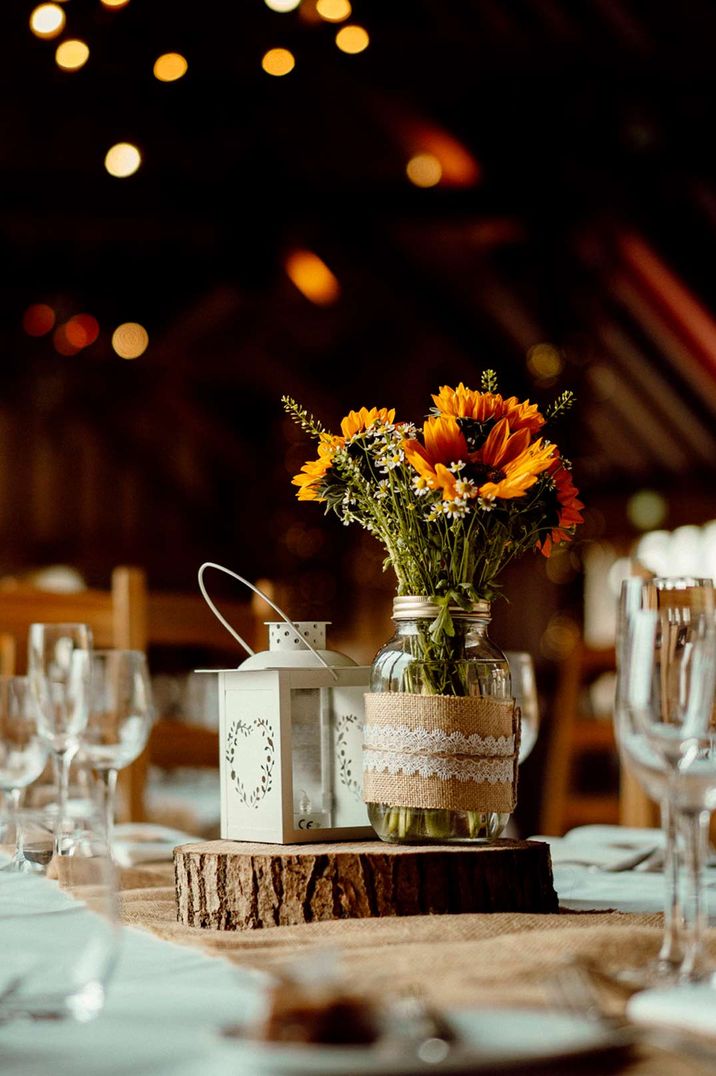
9 787 22 813
658 796 684 967
53 745 78 855
98 768 118 852
679 808 710 981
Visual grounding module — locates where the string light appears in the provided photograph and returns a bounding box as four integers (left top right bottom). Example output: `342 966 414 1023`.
112 322 148 359
316 0 351 21
261 47 295 75
264 0 302 10
153 52 188 82
53 324 81 356
23 304 55 336
335 24 369 53
55 39 90 71
285 250 340 305
29 4 66 39
65 314 100 348
406 153 442 188
104 143 142 178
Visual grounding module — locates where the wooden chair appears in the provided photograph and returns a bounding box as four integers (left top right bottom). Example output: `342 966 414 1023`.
0 566 147 674
540 642 620 835
0 566 149 820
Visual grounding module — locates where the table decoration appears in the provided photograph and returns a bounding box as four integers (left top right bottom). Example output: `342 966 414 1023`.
174 837 559 929
285 373 583 843
198 563 372 844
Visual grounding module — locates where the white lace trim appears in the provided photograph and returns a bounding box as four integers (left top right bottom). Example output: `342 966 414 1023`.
363 749 513 784
363 724 515 758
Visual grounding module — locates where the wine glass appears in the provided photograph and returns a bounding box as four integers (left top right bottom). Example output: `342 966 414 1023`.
617 580 716 982
505 652 540 763
0 801 119 1021
80 649 154 848
0 676 49 869
27 623 93 854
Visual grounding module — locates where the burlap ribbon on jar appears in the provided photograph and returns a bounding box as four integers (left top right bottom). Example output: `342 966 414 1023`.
362 693 520 813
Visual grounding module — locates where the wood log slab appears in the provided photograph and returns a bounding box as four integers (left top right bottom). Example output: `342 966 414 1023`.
174 838 558 930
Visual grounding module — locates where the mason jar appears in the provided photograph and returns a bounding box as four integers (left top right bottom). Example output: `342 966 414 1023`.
364 596 514 843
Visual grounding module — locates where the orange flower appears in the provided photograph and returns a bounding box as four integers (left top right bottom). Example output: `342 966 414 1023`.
404 416 556 502
537 458 584 556
341 406 396 439
433 382 545 434
291 434 342 502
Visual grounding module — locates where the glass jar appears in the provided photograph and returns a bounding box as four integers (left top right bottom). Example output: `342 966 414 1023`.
366 596 512 843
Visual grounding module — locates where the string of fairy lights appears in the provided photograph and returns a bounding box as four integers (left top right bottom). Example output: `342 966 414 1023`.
23 0 479 358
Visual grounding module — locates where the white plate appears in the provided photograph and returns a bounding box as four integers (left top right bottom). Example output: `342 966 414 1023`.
217 1007 630 1074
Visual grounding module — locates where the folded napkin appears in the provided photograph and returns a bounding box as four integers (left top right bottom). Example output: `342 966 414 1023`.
113 823 199 868
628 984 716 1039
530 825 662 872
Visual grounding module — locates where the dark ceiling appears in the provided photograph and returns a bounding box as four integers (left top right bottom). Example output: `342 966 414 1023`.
3 0 716 589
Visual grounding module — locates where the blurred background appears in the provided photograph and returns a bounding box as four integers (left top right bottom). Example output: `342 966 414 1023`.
5 0 716 834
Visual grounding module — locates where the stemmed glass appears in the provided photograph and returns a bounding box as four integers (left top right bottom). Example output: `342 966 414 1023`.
506 652 540 763
27 623 93 854
80 649 154 848
616 577 716 982
0 676 49 868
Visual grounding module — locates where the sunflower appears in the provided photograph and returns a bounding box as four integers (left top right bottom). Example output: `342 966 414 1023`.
291 434 342 502
341 406 396 440
433 382 545 434
537 457 584 557
404 416 556 502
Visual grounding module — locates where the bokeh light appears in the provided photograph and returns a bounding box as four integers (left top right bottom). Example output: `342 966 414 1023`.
55 40 90 71
527 342 564 384
153 52 188 82
22 304 55 336
406 152 442 188
100 0 131 8
65 314 100 349
264 0 302 10
261 47 295 76
627 490 668 531
285 250 340 305
317 0 351 21
335 24 369 53
112 322 148 359
104 143 142 178
29 4 66 39
53 324 81 356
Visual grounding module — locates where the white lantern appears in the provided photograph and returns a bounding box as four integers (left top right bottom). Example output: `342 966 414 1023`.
216 621 371 843
197 565 372 844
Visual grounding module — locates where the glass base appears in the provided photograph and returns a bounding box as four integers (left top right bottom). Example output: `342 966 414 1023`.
368 803 510 843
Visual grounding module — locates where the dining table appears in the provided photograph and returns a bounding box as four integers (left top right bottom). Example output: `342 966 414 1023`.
2 823 716 1076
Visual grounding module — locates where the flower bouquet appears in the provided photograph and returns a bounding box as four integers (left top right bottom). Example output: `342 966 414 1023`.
284 371 583 842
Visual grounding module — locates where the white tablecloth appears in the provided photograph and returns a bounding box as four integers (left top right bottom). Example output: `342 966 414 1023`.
1 824 713 1075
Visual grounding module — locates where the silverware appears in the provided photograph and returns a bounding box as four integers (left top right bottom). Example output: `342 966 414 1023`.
548 958 716 1073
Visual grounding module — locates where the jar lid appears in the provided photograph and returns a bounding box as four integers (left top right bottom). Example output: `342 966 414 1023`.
392 596 490 619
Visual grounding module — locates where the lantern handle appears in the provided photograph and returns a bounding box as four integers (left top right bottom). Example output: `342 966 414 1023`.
197 562 339 680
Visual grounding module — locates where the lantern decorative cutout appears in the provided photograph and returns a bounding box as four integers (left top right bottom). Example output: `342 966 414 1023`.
198 564 372 845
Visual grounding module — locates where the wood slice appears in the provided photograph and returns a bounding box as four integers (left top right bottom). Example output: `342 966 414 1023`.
174 838 558 930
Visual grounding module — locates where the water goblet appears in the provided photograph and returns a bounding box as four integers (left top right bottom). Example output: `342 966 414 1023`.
618 593 716 983
27 623 93 853
505 652 540 763
0 802 119 1022
0 675 48 815
80 649 154 848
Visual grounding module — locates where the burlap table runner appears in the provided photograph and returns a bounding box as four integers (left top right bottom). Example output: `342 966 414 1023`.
119 864 713 1075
